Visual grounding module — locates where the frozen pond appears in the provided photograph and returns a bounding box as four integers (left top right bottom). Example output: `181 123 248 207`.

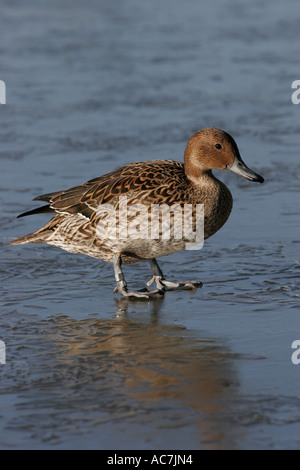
0 0 300 449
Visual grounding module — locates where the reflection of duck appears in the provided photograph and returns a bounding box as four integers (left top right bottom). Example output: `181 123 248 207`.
8 128 263 298
50 311 240 448
114 297 164 319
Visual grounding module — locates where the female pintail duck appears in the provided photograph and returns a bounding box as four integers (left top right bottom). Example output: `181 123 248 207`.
8 128 264 298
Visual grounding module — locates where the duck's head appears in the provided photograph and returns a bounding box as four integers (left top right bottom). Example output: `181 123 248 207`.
184 127 264 184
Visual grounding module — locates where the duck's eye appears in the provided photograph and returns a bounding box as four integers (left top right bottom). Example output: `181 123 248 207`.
215 144 222 149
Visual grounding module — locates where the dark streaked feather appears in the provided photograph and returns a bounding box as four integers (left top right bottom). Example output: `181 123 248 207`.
19 160 187 219
17 204 53 218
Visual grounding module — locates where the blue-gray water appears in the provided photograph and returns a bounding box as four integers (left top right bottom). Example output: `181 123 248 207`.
1 0 300 450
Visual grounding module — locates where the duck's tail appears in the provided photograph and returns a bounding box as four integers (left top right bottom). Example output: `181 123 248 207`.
6 231 47 245
6 214 65 246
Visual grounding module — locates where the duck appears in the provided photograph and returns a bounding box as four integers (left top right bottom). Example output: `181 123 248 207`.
7 127 264 299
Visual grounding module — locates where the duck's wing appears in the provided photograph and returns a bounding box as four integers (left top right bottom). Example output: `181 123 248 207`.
17 160 185 219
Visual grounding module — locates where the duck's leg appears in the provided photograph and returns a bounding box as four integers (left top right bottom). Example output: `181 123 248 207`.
113 255 164 299
147 258 203 291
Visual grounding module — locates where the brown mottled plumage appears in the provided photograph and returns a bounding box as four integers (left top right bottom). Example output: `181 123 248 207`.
7 128 264 298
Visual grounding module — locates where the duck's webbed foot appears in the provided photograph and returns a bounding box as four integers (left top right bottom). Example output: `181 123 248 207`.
113 256 164 299
147 259 203 292
147 276 202 291
113 279 164 299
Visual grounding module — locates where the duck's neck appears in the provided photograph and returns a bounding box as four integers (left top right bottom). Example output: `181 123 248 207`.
184 165 215 186
184 148 215 185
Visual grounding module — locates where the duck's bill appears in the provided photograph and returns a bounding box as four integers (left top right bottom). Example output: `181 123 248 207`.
227 155 264 183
